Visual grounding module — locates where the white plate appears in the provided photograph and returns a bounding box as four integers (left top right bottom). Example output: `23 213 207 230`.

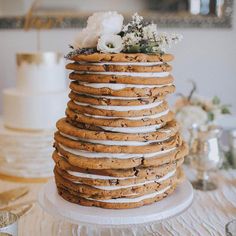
38 180 193 226
38 180 193 227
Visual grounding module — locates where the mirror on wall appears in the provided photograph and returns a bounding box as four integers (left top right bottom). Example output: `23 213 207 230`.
0 0 233 29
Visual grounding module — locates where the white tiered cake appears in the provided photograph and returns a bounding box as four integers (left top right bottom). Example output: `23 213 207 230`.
0 52 68 180
3 52 68 130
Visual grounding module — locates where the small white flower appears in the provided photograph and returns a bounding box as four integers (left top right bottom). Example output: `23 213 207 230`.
142 23 158 40
73 11 124 49
132 13 143 25
151 32 183 51
97 34 123 53
122 32 141 46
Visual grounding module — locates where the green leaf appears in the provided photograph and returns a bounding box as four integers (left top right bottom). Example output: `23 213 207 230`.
221 106 231 114
212 96 221 105
125 45 141 53
208 112 214 121
140 45 152 53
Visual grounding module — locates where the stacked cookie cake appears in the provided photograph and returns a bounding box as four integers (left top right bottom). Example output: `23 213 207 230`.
53 12 188 209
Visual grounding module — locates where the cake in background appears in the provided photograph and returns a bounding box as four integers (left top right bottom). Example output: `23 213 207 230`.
0 52 68 181
3 52 67 130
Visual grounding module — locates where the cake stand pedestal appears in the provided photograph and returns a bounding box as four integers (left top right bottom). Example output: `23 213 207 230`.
38 180 193 235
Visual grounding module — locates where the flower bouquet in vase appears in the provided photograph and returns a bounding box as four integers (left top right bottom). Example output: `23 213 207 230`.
175 82 231 190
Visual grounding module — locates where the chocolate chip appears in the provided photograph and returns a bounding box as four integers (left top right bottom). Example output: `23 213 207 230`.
103 64 109 71
134 168 139 176
141 157 145 165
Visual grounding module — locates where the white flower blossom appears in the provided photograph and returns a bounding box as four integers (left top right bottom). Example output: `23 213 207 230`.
132 13 143 25
72 12 183 53
176 105 208 128
153 32 183 51
176 105 208 142
142 23 158 40
97 34 123 53
73 29 99 49
73 11 123 49
122 32 141 46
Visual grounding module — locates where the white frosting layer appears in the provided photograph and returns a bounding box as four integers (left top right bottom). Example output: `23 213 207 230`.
74 93 149 100
99 123 164 133
80 62 164 66
86 186 171 203
67 170 134 180
58 144 176 159
60 132 169 146
73 100 163 111
84 109 169 120
75 71 170 77
70 170 176 190
79 82 172 90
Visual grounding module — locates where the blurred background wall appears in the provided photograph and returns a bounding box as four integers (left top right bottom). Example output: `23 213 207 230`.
0 2 235 113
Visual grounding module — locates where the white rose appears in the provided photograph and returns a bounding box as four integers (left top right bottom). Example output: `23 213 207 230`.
73 11 124 49
176 105 208 142
87 11 124 35
73 28 99 48
97 34 123 53
176 105 208 128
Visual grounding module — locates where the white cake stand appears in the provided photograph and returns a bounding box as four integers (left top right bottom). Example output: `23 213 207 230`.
38 180 193 229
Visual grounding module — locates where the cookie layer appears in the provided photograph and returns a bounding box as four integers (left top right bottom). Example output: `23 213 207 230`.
66 108 174 129
54 131 182 154
56 118 179 141
57 184 176 209
70 81 175 97
67 99 169 117
69 91 165 106
66 53 174 63
55 167 178 199
69 73 174 85
66 62 172 73
53 141 188 169
53 153 184 185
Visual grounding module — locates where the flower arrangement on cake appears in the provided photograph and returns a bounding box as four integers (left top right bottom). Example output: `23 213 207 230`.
67 12 182 56
52 11 189 209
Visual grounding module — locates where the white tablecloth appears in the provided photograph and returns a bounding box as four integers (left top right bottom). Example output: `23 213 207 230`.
0 169 236 236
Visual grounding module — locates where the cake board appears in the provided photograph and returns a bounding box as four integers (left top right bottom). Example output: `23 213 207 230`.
38 180 193 228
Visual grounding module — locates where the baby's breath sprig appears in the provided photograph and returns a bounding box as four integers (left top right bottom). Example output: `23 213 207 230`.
121 13 183 54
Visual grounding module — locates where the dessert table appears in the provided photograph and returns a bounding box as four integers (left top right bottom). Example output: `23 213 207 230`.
0 169 235 236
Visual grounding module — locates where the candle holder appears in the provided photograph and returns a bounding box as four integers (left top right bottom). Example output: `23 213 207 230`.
226 219 236 236
189 125 223 191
